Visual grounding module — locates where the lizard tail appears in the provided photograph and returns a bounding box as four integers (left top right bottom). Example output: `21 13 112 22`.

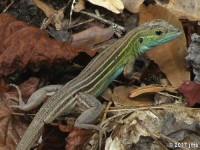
16 118 44 150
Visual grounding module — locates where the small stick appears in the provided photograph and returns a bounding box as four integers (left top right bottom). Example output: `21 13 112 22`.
3 0 15 12
12 112 35 116
67 11 106 29
101 101 112 125
106 104 200 112
67 18 95 29
69 0 76 26
157 91 181 99
98 102 112 150
40 18 48 29
79 11 125 32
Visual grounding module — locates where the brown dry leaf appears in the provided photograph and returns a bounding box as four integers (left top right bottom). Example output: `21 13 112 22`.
0 13 95 77
34 0 65 29
0 78 61 149
0 86 29 149
37 124 66 150
139 5 190 87
87 0 124 14
156 0 200 21
74 0 85 12
71 26 114 50
121 0 144 13
59 124 93 150
178 81 200 107
130 84 178 98
112 86 153 107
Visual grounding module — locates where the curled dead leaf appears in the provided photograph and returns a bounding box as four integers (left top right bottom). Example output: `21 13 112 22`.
0 13 95 77
130 84 178 98
72 26 114 50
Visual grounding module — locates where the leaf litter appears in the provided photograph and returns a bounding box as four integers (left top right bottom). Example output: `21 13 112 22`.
0 0 200 149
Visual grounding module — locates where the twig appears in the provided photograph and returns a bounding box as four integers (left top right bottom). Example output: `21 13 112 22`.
157 91 181 99
101 110 132 128
79 11 125 32
101 101 113 125
106 105 158 112
12 112 35 116
106 104 200 112
3 0 15 12
40 18 48 29
67 13 106 29
67 18 95 29
69 0 76 26
98 102 112 150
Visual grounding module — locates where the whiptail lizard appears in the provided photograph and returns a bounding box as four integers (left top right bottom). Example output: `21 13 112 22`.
16 19 182 150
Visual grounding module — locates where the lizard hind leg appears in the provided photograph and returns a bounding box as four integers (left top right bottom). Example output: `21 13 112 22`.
10 84 63 112
75 92 104 130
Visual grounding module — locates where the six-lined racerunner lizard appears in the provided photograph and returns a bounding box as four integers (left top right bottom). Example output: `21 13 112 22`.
16 19 182 150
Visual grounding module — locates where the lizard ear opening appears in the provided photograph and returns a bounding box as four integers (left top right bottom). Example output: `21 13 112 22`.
139 37 143 43
155 30 163 36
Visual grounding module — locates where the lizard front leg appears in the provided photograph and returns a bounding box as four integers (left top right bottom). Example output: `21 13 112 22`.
123 58 142 80
75 92 104 130
10 84 63 111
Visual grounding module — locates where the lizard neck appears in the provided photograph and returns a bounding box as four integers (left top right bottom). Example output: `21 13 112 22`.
70 29 140 96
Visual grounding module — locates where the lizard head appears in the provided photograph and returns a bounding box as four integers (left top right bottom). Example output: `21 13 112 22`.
136 19 182 53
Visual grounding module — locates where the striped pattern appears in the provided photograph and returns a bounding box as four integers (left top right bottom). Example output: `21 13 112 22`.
39 28 141 122
16 19 182 150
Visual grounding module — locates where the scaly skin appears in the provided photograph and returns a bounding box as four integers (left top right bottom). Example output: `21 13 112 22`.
16 19 182 150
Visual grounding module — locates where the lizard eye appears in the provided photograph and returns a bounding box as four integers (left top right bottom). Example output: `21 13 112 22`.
155 30 163 36
139 38 143 43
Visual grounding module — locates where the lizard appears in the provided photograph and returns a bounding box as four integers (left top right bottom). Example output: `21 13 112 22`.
16 19 182 150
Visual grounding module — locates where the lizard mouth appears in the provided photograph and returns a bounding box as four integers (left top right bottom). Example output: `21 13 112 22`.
142 29 182 51
159 29 182 44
